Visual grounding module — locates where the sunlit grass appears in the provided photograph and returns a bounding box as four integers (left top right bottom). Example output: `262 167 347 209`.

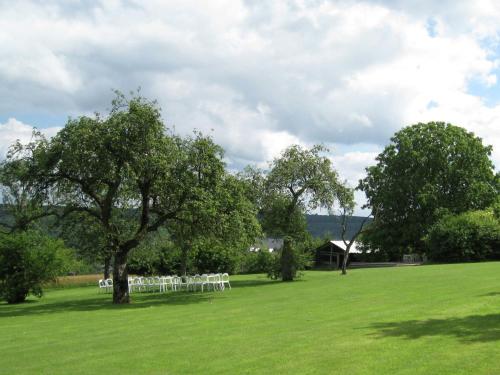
2 263 500 374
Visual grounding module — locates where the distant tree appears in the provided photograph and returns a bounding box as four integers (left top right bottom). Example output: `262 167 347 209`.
0 140 57 233
359 122 498 258
8 92 231 304
252 145 346 281
0 231 72 304
331 186 373 275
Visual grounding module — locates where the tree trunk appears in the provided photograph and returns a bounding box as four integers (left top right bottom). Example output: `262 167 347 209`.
103 255 111 280
281 237 295 281
6 287 29 304
180 244 189 276
341 250 349 275
112 251 130 304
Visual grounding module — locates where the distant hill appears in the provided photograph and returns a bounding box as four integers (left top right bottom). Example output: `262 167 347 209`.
0 204 370 241
306 214 372 240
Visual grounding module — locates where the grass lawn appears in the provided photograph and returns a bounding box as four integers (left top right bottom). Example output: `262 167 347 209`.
1 263 500 374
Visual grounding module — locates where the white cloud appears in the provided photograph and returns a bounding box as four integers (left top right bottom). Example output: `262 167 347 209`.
0 0 499 211
0 118 61 157
331 151 380 187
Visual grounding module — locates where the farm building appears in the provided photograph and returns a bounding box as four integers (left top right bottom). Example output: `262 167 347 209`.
314 240 362 269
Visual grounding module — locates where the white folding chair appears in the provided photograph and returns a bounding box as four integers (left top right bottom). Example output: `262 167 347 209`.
146 277 155 292
207 274 220 291
105 278 113 293
200 274 211 292
128 277 134 293
186 275 195 291
153 276 161 292
161 276 173 292
98 279 107 293
177 276 188 291
215 273 224 291
222 273 231 290
133 277 144 293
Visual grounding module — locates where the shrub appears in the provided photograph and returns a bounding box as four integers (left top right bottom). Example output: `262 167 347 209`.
425 209 500 262
0 231 73 303
241 249 275 274
192 245 241 274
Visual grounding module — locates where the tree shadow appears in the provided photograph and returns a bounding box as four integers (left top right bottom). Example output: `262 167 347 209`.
0 278 290 317
230 279 281 289
0 291 218 318
370 314 500 343
480 291 500 297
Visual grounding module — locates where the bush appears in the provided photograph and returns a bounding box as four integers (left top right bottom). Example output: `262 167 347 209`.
127 236 244 276
425 209 500 262
241 249 276 274
192 244 241 274
128 244 163 276
0 231 73 303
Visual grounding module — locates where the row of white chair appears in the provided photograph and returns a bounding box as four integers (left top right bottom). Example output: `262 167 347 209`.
126 273 231 293
98 279 113 293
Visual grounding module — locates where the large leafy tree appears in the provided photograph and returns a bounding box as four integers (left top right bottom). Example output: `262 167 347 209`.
359 122 499 258
252 145 346 280
10 93 232 304
169 154 261 275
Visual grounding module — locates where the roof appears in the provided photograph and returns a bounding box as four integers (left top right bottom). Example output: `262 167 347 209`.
329 240 362 254
249 237 284 253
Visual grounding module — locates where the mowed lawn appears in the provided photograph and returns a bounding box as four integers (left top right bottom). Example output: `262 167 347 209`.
1 264 500 374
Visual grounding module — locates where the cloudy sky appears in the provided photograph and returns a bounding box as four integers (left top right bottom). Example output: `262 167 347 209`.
1 0 500 212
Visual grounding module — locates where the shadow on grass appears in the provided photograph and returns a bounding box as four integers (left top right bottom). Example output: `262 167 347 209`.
0 278 284 318
230 279 281 289
480 291 500 297
0 291 217 318
371 314 500 343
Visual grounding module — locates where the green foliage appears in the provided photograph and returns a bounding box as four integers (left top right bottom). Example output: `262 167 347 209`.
243 145 347 280
263 145 344 237
192 243 240 274
0 231 73 303
169 171 262 275
265 145 343 211
240 250 276 274
360 122 498 258
4 92 261 303
267 237 312 280
260 196 309 241
0 139 56 233
59 212 110 273
425 209 500 262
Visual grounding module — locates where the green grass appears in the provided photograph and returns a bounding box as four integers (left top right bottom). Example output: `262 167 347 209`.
1 263 500 374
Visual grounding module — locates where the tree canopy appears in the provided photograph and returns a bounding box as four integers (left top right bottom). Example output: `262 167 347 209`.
359 122 499 257
244 144 348 280
6 92 259 303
